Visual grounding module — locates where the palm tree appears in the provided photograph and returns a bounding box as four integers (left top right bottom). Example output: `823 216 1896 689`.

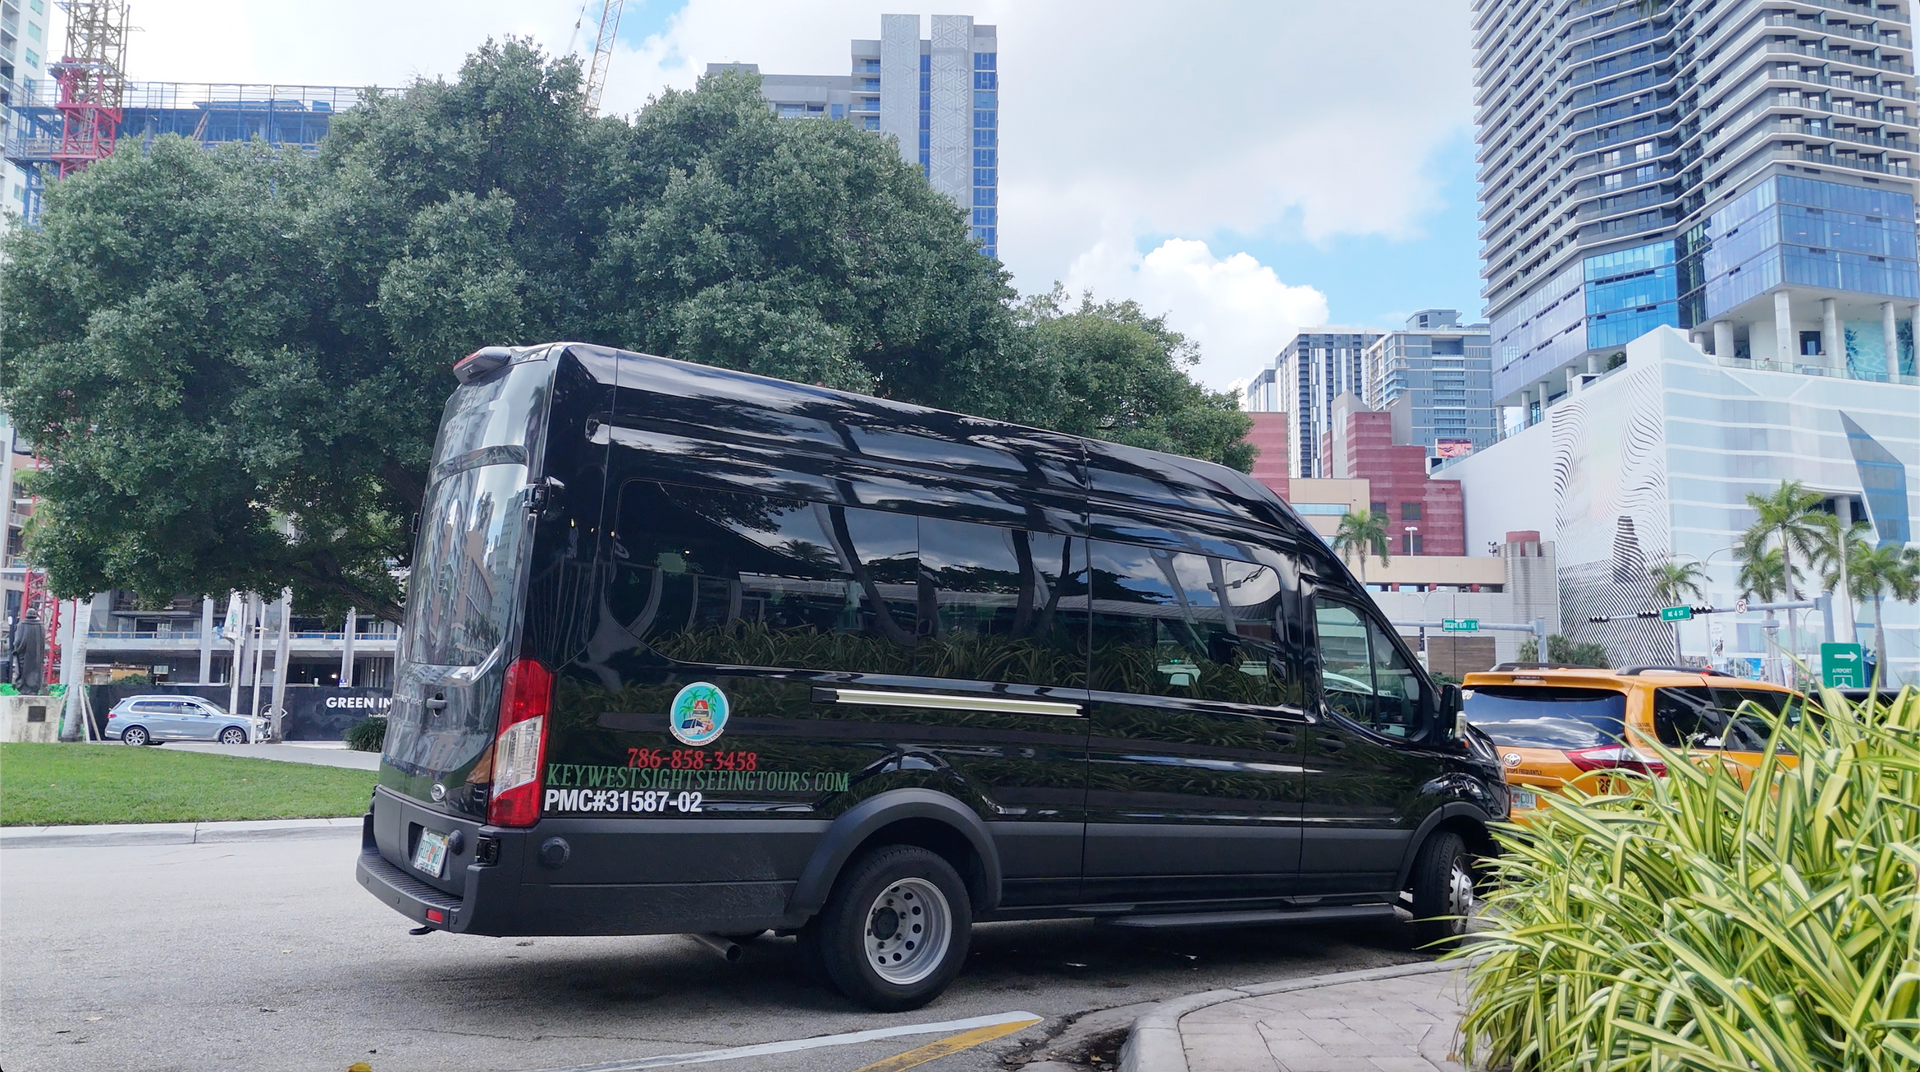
1735 540 1798 685
1648 558 1708 661
1833 542 1920 684
1742 480 1825 675
1809 513 1873 645
1331 509 1391 585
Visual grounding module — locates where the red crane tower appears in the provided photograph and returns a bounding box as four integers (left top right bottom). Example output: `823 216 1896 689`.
51 0 131 178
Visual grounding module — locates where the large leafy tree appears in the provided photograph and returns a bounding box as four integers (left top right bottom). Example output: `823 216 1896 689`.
1 42 1250 620
1647 557 1707 661
1741 480 1825 668
1331 508 1392 584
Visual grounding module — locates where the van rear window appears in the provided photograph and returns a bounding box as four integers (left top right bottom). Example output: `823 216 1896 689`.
1463 687 1628 749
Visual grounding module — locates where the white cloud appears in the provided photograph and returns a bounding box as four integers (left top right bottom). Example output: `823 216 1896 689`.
102 1 1471 389
1067 238 1328 390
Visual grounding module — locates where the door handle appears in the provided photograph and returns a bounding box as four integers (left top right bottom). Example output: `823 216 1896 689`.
425 696 448 710
1264 729 1298 748
1314 735 1346 753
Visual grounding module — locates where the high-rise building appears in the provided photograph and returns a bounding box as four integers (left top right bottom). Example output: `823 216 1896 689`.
1242 327 1382 479
719 13 999 257
0 0 52 219
1362 309 1496 461
1473 0 1920 426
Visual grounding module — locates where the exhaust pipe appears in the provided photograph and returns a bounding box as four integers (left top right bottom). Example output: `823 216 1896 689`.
689 933 744 963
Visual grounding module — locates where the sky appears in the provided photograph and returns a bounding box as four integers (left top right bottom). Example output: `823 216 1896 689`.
82 0 1484 390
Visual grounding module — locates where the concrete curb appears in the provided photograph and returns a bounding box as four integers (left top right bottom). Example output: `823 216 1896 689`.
1116 958 1478 1072
0 816 362 848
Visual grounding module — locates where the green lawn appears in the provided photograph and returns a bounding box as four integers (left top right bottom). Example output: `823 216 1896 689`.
0 743 376 826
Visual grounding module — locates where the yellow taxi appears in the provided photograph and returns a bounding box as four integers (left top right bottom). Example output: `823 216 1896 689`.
1459 665 1803 822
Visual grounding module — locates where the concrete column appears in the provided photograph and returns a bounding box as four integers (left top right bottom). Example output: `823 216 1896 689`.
1587 354 1602 374
340 608 357 688
1884 302 1898 378
1821 297 1840 368
1714 319 1736 358
199 595 214 684
1836 499 1858 644
1774 290 1794 366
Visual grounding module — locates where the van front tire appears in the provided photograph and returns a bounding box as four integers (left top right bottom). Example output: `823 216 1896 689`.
812 845 972 1012
1408 830 1475 949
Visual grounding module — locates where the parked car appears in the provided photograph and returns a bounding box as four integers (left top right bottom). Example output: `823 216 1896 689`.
1461 665 1802 821
105 695 260 745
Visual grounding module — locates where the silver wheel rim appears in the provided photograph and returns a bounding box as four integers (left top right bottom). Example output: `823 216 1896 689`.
125 730 144 745
1446 858 1476 929
863 877 950 986
221 729 243 744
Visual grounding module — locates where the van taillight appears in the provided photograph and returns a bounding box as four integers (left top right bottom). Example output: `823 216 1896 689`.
1566 745 1667 777
486 659 553 827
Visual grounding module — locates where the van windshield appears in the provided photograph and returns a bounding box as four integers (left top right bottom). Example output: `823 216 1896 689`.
1464 687 1628 749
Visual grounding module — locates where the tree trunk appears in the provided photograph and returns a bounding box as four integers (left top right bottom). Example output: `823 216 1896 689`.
1873 593 1888 687
1780 527 1799 677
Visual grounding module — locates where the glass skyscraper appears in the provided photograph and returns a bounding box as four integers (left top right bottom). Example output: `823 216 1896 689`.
1473 0 1920 424
723 13 999 258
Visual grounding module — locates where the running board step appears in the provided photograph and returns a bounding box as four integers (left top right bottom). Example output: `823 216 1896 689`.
1101 904 1399 929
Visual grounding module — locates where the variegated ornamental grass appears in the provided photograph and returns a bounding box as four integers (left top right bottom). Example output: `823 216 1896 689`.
1454 688 1920 1072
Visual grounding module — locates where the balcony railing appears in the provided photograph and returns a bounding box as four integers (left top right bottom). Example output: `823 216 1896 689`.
1782 146 1914 173
1769 67 1916 100
1764 15 1905 50
1714 355 1919 385
1765 41 1916 75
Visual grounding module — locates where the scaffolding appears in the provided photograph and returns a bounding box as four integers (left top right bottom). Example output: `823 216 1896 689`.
5 80 382 219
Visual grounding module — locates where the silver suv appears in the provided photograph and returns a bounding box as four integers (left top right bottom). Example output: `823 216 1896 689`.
105 695 259 746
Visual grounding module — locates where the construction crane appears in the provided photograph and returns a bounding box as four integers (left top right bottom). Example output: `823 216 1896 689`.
577 0 625 116
50 0 131 178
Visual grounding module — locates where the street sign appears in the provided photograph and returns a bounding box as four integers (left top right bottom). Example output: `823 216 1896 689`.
1660 605 1693 622
1734 597 1749 615
1821 642 1865 688
1441 618 1479 632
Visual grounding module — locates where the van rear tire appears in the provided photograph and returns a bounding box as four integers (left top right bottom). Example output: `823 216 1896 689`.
1408 831 1475 949
811 845 972 1012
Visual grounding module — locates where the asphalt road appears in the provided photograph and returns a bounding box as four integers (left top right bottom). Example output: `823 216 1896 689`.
2 834 1430 1072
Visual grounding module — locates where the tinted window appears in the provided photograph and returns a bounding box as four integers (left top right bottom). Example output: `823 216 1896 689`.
403 463 531 667
917 516 1088 687
430 357 551 475
1463 687 1629 749
607 481 1088 687
1655 686 1789 752
1312 600 1428 739
1087 541 1286 704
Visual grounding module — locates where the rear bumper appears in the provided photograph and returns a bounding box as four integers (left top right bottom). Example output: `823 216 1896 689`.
355 786 816 937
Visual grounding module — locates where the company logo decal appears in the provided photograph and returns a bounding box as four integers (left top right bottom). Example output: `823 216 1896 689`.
1503 752 1522 768
669 682 729 747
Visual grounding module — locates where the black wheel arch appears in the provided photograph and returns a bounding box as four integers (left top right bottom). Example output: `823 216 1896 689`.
787 788 1002 921
1394 802 1496 890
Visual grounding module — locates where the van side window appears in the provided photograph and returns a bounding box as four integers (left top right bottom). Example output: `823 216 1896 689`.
1087 540 1284 704
1312 599 1426 739
917 517 1088 687
606 481 920 673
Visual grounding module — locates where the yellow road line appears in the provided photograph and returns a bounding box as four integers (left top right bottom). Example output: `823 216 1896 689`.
847 1016 1043 1072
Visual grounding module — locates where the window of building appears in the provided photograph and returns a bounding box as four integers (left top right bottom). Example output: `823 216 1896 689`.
1402 532 1424 555
973 148 996 168
972 187 995 206
974 70 996 90
830 104 845 120
1400 502 1422 521
973 127 996 147
972 207 996 226
973 167 995 186
861 77 879 90
864 116 879 131
24 48 36 67
31 0 44 12
973 51 996 70
1290 503 1349 516
27 21 40 40
776 103 806 118
858 58 880 73
1370 501 1387 517
973 109 996 128
1635 140 1654 160
974 90 995 108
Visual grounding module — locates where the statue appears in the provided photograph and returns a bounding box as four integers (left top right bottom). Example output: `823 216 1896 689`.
11 609 46 692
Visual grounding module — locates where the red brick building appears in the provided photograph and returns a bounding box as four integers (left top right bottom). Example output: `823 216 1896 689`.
1244 411 1290 500
1321 394 1464 556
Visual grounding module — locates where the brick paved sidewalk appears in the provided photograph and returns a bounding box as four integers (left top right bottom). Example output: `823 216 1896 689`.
1175 962 1470 1072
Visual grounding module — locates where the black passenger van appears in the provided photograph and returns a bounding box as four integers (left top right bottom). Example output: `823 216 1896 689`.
358 343 1507 1010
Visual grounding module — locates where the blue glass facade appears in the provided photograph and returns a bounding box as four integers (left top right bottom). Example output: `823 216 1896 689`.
1698 176 1920 319
970 51 997 256
1584 240 1678 350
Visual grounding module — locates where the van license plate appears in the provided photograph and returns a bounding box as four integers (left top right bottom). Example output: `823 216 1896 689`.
1510 789 1538 811
413 830 449 877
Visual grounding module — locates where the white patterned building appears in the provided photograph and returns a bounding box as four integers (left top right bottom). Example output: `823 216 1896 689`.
1447 326 1919 686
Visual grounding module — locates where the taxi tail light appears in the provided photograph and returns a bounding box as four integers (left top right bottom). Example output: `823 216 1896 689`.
486 659 553 828
1566 745 1668 777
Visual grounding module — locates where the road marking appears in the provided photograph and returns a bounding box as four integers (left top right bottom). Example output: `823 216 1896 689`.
520 1011 1045 1072
846 1016 1043 1072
